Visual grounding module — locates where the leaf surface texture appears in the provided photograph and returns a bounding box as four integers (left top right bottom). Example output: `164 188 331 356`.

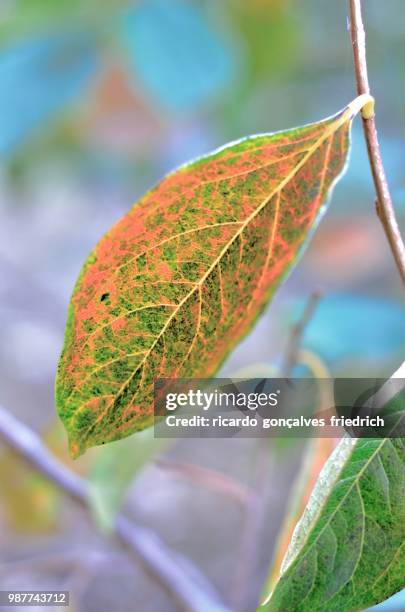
56 100 361 456
263 381 405 611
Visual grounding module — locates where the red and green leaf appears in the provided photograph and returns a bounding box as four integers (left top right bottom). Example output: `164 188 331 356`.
56 96 369 457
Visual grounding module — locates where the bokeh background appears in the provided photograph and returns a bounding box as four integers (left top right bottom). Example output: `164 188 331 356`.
0 1 404 611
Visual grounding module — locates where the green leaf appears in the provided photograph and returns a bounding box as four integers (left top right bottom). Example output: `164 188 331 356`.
261 372 405 612
56 95 371 457
262 437 338 599
88 429 168 531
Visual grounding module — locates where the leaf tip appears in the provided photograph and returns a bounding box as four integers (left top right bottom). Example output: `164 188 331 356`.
69 438 84 460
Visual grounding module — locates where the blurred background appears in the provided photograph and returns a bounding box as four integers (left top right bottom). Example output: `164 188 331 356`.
0 1 404 610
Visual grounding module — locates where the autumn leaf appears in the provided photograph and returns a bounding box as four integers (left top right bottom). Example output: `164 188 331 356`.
261 369 405 611
56 95 372 457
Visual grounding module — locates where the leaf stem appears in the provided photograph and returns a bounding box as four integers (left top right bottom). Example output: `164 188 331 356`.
348 0 405 284
0 405 229 612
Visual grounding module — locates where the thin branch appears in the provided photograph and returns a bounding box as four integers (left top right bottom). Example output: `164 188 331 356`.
0 406 229 612
282 291 321 377
348 0 405 284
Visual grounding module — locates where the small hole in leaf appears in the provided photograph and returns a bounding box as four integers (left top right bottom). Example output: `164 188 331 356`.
100 292 110 303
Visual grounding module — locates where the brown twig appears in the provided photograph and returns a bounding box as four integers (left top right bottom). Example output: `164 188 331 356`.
282 291 321 377
0 406 229 612
348 0 405 284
